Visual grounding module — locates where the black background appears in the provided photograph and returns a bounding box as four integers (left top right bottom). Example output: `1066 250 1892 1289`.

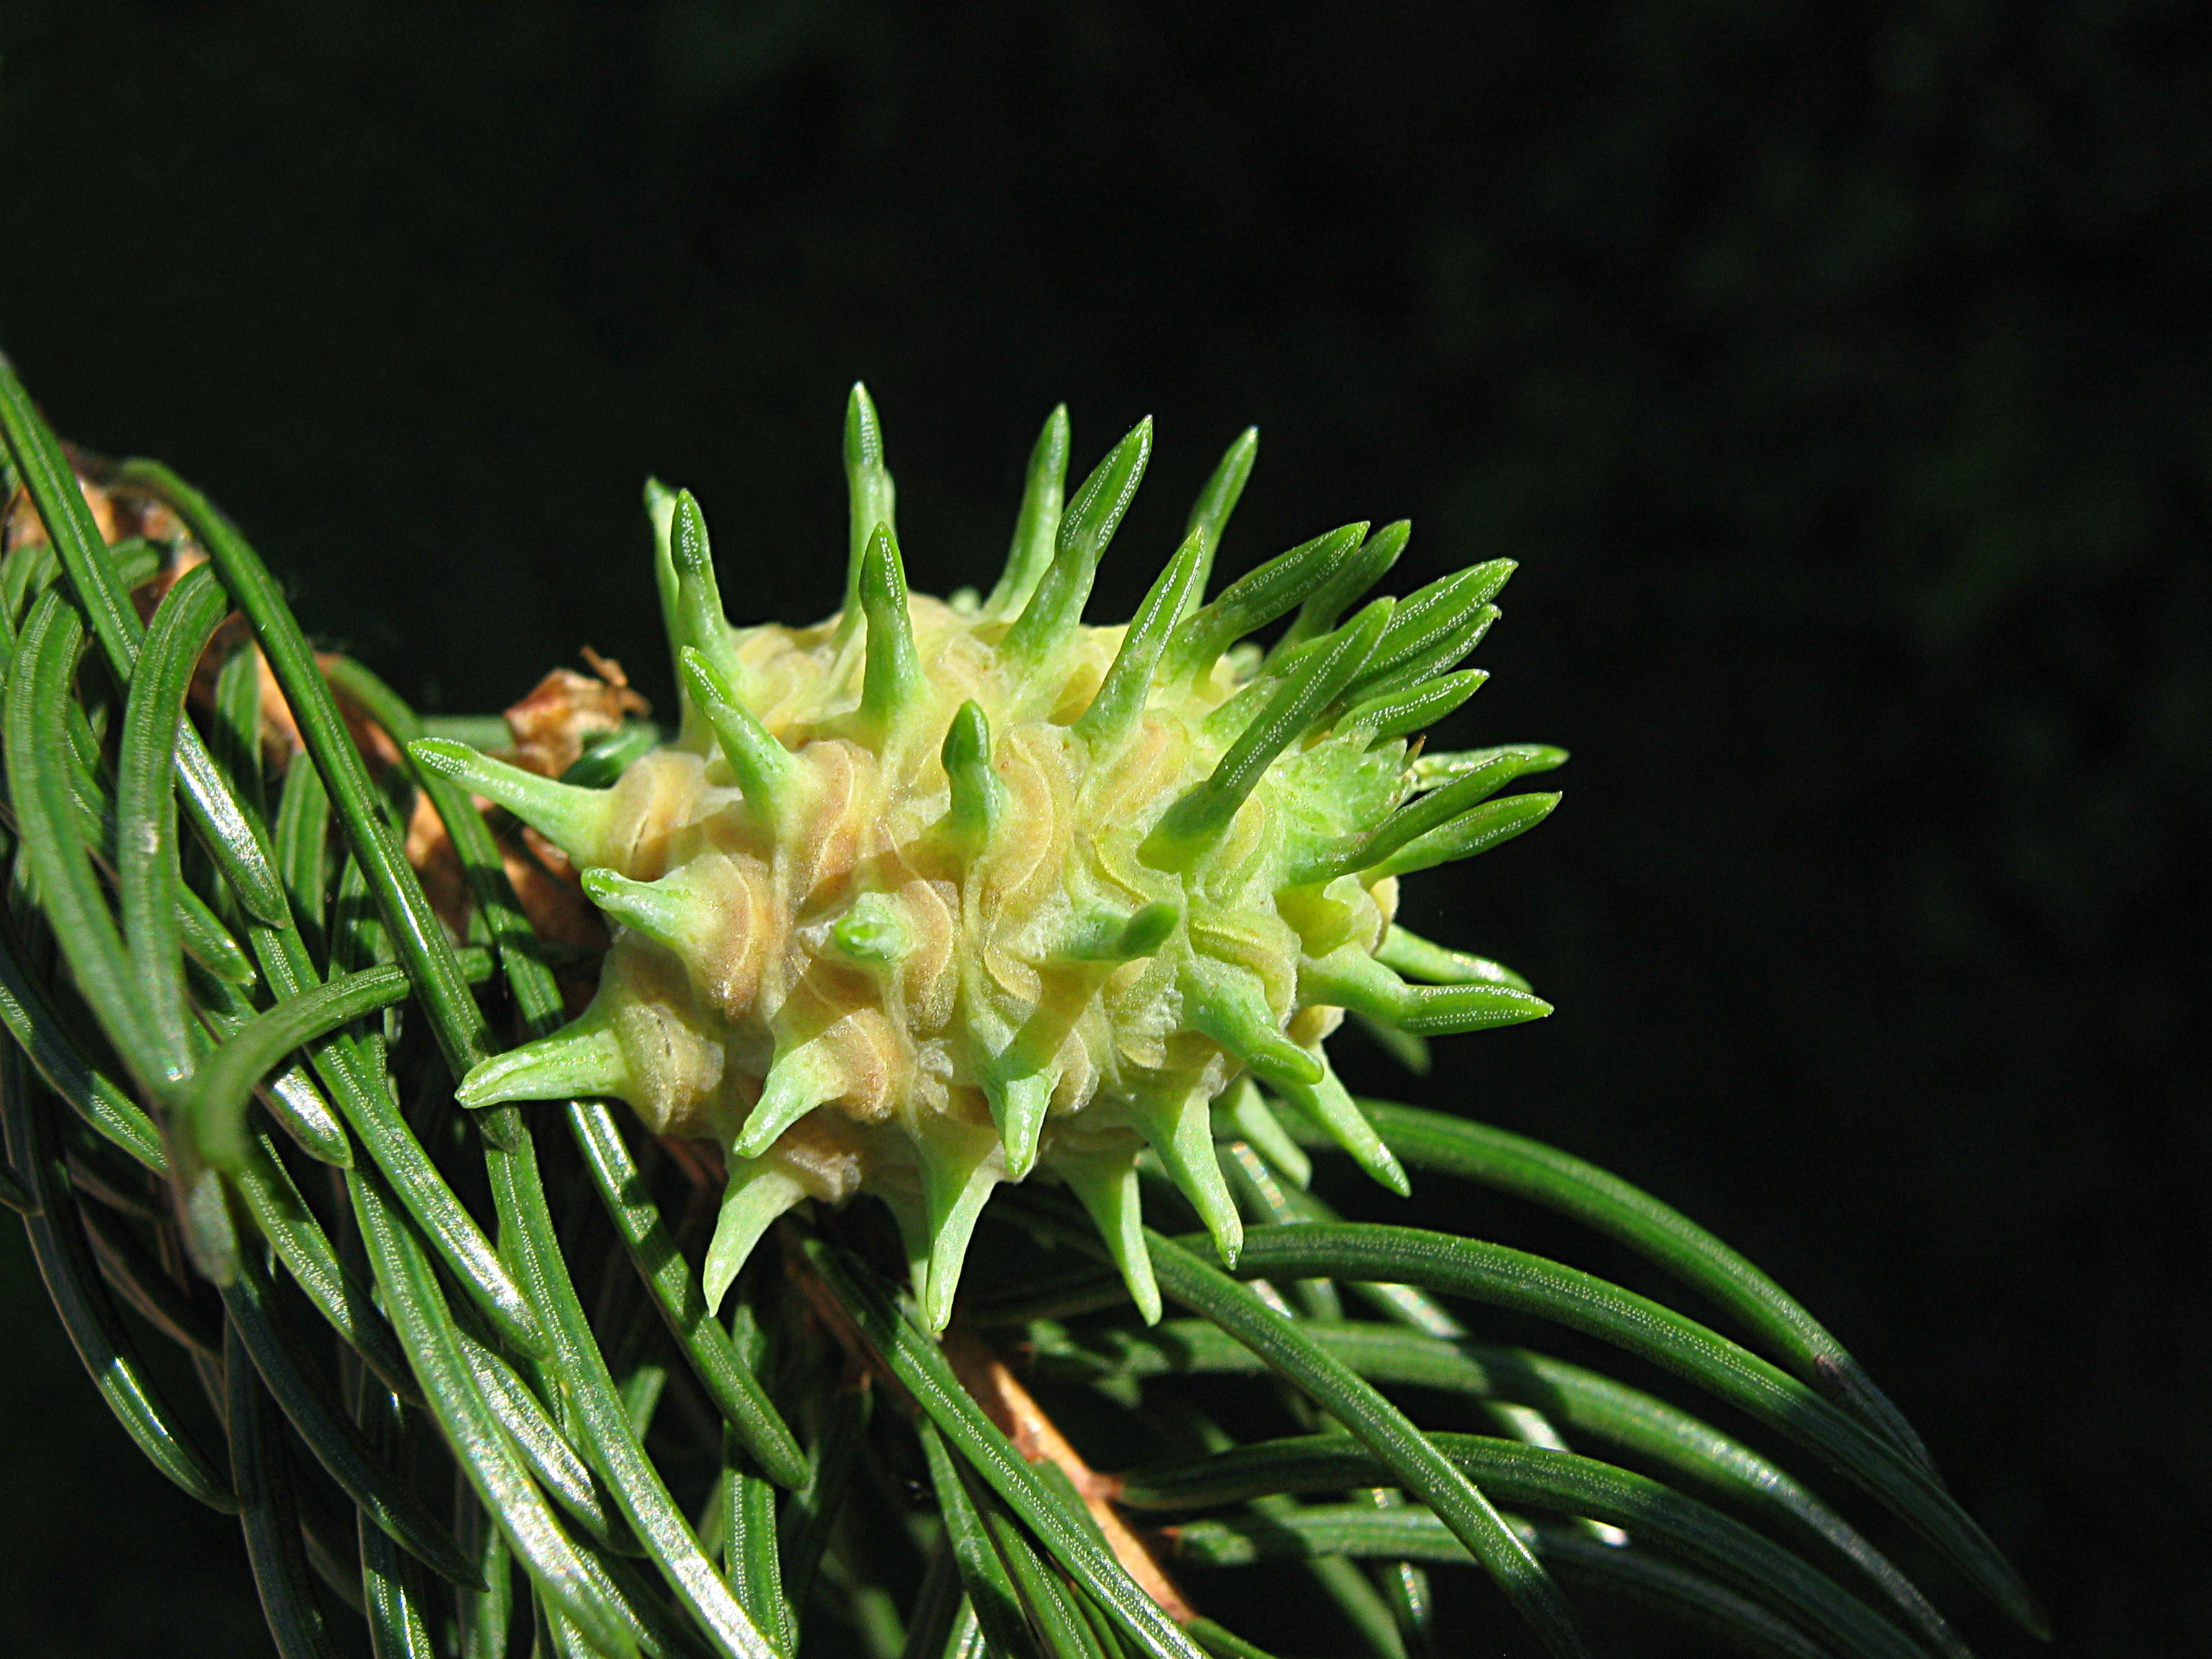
0 2 2203 1653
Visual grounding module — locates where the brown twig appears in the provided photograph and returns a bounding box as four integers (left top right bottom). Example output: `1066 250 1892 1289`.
780 1227 1196 1622
940 1323 1196 1623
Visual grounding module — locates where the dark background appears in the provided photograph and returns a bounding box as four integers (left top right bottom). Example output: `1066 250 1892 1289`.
0 1 2203 1653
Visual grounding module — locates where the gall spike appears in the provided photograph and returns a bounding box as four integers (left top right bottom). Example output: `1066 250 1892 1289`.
678 647 804 822
1057 1146 1162 1324
858 523 923 728
1184 426 1259 595
840 382 896 631
1214 1075 1313 1190
1182 958 1324 1091
1141 598 1392 871
582 866 708 959
1370 791 1562 881
1275 1054 1411 1198
703 1160 808 1313
830 891 912 965
1412 742 1570 793
453 396 1563 1328
982 1070 1053 1181
1300 744 1559 884
1163 521 1368 686
643 477 691 725
736 1039 846 1159
939 700 1004 848
1339 668 1489 745
1088 901 1179 963
457 1012 631 1110
670 488 742 692
409 739 620 870
914 1126 1004 1333
1377 923 1535 991
1137 1084 1244 1267
984 404 1071 618
1299 943 1552 1035
1344 560 1514 705
1072 529 1207 749
1000 417 1152 670
1274 520 1411 657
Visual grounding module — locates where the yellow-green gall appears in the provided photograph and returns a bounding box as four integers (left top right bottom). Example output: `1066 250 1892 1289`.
421 386 1564 1331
